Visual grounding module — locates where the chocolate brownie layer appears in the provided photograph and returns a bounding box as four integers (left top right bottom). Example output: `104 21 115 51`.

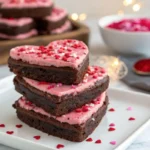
0 7 53 18
36 7 68 31
14 75 109 116
0 21 35 36
9 55 89 84
14 96 108 142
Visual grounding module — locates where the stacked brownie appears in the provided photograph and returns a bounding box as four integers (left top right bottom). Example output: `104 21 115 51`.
8 39 109 142
0 0 72 40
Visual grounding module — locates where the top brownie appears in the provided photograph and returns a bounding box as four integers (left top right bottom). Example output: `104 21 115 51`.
0 0 53 18
8 39 89 84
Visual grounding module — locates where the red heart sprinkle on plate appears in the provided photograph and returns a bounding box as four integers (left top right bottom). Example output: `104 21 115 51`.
33 136 41 140
109 108 115 112
95 139 102 144
129 117 136 121
86 137 93 142
0 124 5 128
16 124 23 128
56 144 64 149
108 127 116 131
6 131 14 135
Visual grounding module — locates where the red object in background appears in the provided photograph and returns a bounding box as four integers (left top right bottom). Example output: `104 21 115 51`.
107 18 150 32
133 59 150 74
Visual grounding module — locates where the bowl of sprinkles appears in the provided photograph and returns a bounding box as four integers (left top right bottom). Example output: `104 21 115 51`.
98 15 150 56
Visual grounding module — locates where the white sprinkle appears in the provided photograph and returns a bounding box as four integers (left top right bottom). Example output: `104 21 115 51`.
92 118 95 121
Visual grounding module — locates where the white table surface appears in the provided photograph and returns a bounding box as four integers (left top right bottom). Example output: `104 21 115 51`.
0 18 149 150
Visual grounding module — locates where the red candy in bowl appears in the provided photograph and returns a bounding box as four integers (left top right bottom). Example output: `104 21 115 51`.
98 15 150 55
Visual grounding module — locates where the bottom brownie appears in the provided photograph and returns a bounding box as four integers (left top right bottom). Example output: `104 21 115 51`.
14 96 108 142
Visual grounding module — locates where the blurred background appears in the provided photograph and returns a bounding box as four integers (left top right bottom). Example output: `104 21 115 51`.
55 0 149 17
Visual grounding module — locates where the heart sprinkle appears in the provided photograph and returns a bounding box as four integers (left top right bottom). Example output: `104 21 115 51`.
108 127 116 131
16 124 23 128
109 108 115 112
0 124 5 128
110 141 116 145
56 144 64 149
95 139 102 144
6 131 14 135
86 138 93 142
109 123 115 127
127 107 132 111
129 117 136 121
33 136 41 140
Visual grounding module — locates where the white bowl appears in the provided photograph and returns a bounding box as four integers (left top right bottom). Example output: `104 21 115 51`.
98 15 150 56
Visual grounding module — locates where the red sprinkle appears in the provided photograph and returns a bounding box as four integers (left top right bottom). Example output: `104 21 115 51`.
86 138 93 142
6 131 14 135
95 139 102 144
16 124 23 128
33 136 41 140
75 108 82 113
129 117 136 121
108 127 116 132
109 108 115 112
0 124 5 128
56 144 64 149
109 123 115 127
82 106 89 112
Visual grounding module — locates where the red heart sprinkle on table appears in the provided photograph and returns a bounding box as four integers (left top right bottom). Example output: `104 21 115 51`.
0 124 5 128
129 117 136 121
95 139 102 144
16 124 23 128
86 137 93 142
110 141 116 145
109 108 115 112
56 144 64 149
109 123 115 127
108 127 116 131
33 136 41 140
6 131 14 135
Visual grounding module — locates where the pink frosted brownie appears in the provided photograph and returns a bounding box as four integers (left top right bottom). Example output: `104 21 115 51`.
0 17 37 39
8 39 89 84
0 0 53 18
50 20 72 34
13 92 108 142
37 7 68 33
0 29 37 40
14 66 109 116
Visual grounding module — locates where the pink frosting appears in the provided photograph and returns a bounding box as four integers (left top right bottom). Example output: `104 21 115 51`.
51 20 71 34
18 92 106 125
10 39 89 68
0 29 37 39
23 66 107 97
0 17 33 26
1 0 53 8
44 7 67 22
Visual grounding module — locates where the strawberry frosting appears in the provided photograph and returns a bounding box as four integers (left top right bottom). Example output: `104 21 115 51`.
51 20 71 34
23 66 107 97
44 7 67 22
0 29 37 39
1 0 53 8
10 39 89 68
0 17 33 26
18 92 106 125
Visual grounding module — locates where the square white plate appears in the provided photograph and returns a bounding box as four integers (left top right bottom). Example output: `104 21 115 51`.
0 75 150 150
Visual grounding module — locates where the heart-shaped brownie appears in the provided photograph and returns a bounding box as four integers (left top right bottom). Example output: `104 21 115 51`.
9 39 89 84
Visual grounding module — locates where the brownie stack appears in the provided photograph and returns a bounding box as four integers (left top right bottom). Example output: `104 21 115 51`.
8 39 109 142
0 0 72 40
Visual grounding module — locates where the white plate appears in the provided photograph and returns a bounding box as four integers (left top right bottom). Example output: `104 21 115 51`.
0 76 150 150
